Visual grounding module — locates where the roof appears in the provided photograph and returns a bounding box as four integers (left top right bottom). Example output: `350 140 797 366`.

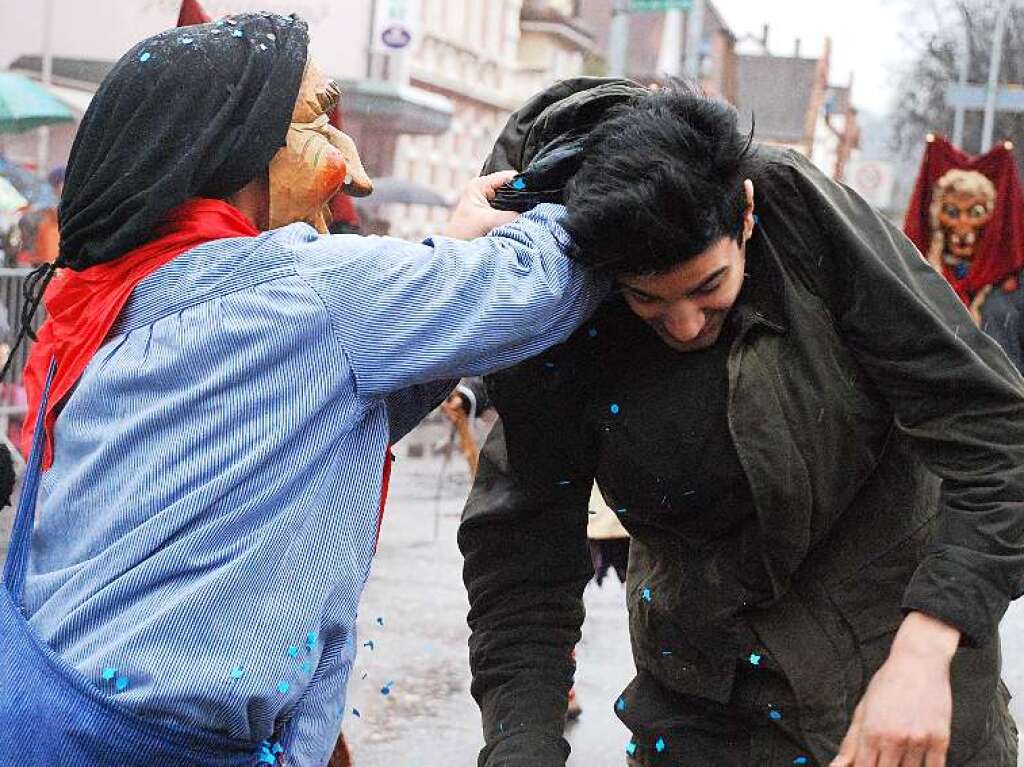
8 55 114 88
520 0 597 51
735 54 818 144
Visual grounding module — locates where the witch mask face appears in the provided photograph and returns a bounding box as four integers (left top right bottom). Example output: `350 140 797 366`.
268 61 373 232
931 170 996 263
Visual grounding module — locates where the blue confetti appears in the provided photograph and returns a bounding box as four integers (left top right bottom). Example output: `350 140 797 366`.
610 403 620 415
266 33 276 40
180 37 193 44
625 741 637 756
229 666 244 680
361 671 368 680
748 652 762 666
588 327 598 338
769 709 782 720
232 29 244 38
616 508 626 515
300 661 311 674
277 681 290 694
616 696 626 712
258 753 276 765
376 617 385 627
271 743 284 755
793 758 808 765
225 18 237 24
139 52 151 62
558 480 571 486
363 640 375 651
655 737 666 753
511 177 526 190
287 645 299 658
352 707 361 718
101 667 117 681
641 587 652 603
115 676 129 692
259 43 268 51
661 650 673 656
307 631 317 649
544 361 556 369
380 680 394 696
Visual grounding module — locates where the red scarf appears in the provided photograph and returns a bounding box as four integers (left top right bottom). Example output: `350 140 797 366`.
22 198 258 468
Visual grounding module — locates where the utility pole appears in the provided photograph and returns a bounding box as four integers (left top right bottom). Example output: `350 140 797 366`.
982 0 1013 152
608 0 631 78
683 0 705 80
36 0 55 179
952 6 970 148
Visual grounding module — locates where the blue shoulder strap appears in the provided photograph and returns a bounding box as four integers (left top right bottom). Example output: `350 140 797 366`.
3 357 57 602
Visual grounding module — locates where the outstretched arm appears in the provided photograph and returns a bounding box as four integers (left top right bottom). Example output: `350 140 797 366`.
459 358 597 766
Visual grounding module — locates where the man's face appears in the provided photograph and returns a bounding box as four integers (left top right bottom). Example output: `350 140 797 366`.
619 236 747 352
618 180 754 353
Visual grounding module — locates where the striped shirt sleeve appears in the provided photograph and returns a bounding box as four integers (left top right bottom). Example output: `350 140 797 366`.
291 203 608 398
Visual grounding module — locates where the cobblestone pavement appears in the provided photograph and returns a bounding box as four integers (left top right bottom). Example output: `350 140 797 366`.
346 423 1024 766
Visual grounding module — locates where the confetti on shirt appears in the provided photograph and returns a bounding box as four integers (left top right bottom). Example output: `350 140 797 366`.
641 587 652 602
363 640 375 651
616 696 626 712
101 667 117 681
655 737 666 753
748 652 762 666
625 741 637 756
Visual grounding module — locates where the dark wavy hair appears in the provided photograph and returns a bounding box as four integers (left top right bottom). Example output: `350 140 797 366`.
564 82 756 276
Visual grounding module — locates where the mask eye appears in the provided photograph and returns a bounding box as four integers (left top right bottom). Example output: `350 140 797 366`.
316 80 341 114
942 203 960 218
969 204 988 218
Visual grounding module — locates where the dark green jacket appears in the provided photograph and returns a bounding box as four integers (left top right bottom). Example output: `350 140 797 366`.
459 91 1024 766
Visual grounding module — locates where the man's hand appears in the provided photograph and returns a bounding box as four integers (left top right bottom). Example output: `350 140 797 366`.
444 171 520 240
831 611 960 767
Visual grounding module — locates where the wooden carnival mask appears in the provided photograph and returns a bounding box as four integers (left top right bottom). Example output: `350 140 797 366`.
268 61 373 232
930 169 996 264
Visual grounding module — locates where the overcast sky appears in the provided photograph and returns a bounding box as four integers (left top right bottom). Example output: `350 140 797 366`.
712 0 919 115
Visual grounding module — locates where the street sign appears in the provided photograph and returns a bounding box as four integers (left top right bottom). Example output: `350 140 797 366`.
944 84 1024 113
630 0 694 11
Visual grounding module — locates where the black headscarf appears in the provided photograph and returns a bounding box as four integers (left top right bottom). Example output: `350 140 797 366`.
58 13 309 270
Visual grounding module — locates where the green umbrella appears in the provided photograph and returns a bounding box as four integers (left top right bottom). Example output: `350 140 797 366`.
0 72 74 134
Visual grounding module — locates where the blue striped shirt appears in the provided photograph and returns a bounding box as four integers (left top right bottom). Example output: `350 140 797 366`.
22 204 603 766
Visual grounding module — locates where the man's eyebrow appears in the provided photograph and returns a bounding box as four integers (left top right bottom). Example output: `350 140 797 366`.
686 266 728 296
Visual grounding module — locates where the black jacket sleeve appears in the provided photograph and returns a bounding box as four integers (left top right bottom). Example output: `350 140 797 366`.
458 357 597 766
762 149 1024 646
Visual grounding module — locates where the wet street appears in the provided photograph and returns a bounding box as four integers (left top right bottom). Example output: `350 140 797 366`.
347 421 1024 766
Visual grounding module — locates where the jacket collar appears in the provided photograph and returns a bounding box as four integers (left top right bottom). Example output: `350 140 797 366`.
732 225 789 335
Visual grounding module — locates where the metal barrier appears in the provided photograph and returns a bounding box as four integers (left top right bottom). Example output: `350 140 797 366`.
0 267 43 428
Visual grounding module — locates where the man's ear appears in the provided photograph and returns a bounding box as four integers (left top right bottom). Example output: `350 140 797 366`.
742 179 755 242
